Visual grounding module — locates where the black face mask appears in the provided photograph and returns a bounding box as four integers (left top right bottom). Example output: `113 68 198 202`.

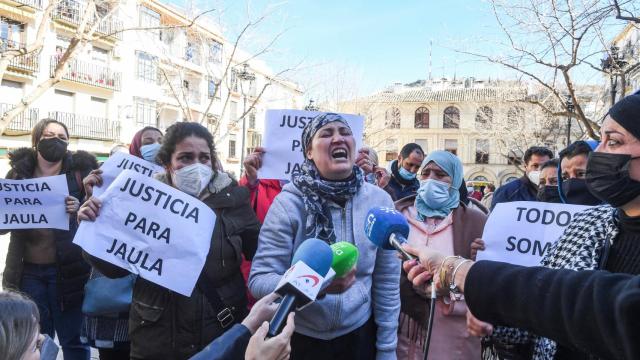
37 137 68 163
537 185 562 203
561 178 601 205
585 152 640 208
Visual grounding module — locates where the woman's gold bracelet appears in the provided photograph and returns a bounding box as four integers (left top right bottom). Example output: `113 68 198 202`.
438 256 462 290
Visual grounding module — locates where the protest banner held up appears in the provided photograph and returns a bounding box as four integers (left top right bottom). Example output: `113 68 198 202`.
93 152 164 197
258 110 364 180
0 175 70 230
476 201 591 267
74 170 215 296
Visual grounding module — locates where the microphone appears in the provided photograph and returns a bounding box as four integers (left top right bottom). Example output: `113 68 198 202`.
365 207 438 360
364 207 415 261
330 242 359 277
268 238 333 338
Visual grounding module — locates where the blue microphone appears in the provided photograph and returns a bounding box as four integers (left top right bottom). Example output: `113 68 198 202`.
291 238 333 274
268 238 333 337
365 207 438 360
364 207 415 260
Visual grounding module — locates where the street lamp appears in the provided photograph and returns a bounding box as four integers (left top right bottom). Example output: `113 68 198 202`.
601 46 628 106
237 63 255 176
305 99 319 111
565 95 574 146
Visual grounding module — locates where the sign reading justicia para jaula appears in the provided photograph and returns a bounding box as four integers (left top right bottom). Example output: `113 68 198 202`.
0 175 70 230
74 170 215 296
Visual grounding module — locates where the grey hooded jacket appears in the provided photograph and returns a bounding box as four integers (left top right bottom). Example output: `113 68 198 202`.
249 182 400 360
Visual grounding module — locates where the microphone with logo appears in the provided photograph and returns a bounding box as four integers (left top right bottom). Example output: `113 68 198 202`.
364 206 436 360
267 238 333 338
364 207 414 261
330 242 359 277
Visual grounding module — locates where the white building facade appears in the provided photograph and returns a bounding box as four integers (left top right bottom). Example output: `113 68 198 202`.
341 79 568 186
0 0 302 176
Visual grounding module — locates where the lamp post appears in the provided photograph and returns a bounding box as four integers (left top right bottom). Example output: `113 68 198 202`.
601 46 628 106
237 64 255 176
565 95 574 146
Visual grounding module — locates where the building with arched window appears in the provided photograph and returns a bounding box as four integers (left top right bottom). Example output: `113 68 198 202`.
385 107 401 128
443 106 460 129
415 106 429 128
339 78 584 186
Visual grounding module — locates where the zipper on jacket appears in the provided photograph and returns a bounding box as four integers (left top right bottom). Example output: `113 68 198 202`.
341 207 347 243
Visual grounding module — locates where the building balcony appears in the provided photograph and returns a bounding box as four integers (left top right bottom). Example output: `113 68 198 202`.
3 0 42 9
1 103 39 133
50 56 121 91
162 87 202 105
0 39 39 73
52 2 123 40
48 111 120 141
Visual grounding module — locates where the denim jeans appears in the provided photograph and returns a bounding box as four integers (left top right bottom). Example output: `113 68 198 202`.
21 263 90 360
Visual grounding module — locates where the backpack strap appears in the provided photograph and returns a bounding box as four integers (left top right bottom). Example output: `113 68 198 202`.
197 274 236 329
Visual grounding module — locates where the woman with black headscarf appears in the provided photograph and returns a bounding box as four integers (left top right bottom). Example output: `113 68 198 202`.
474 93 640 359
249 113 400 360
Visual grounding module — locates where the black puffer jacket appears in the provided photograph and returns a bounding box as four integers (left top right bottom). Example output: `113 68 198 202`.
2 147 98 310
86 172 261 360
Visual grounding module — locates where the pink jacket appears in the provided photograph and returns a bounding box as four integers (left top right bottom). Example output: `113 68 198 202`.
395 196 488 360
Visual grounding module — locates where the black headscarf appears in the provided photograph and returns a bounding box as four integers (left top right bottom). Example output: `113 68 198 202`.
292 113 364 243
608 94 640 139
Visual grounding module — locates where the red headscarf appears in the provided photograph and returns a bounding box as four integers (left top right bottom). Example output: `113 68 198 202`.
129 126 162 159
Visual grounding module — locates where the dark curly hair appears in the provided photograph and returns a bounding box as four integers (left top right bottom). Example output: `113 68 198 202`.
156 122 217 169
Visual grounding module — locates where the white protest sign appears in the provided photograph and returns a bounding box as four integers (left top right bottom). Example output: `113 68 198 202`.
0 175 69 230
74 170 215 296
476 201 591 267
258 110 364 180
93 152 164 197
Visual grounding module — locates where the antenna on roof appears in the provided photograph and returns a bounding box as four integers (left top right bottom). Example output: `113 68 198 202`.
453 59 457 82
428 39 433 81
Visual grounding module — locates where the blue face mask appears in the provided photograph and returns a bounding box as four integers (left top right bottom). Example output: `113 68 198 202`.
398 165 416 181
415 178 460 219
418 179 451 209
140 143 161 163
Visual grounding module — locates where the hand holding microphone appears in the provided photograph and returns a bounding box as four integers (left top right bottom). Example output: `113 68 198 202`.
267 238 333 338
365 207 438 360
321 242 359 295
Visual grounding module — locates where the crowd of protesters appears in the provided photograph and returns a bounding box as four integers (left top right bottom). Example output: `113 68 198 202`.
2 92 640 360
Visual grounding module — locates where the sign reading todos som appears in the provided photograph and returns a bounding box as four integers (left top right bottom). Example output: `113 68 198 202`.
476 201 591 267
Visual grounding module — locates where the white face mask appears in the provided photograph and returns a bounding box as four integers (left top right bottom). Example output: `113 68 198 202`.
172 163 213 196
527 170 541 186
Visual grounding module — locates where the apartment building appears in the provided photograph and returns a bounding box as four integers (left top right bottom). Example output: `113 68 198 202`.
0 0 302 176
